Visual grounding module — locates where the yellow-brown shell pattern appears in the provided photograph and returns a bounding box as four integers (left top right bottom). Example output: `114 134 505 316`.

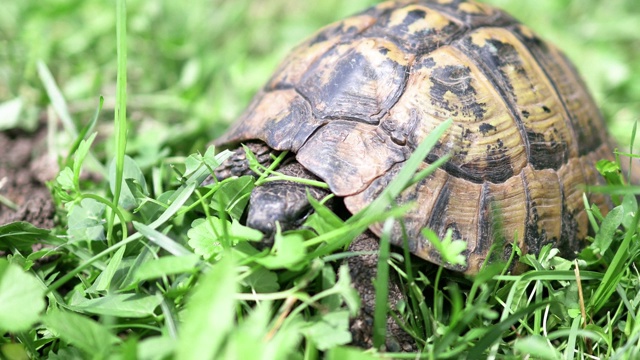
215 0 613 273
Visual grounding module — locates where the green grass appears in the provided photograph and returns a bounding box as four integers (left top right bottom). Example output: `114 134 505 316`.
1 0 640 359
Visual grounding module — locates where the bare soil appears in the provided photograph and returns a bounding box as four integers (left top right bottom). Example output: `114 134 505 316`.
0 126 56 228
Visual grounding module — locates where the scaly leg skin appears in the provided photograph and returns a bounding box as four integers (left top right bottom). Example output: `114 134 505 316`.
211 141 275 181
348 232 416 352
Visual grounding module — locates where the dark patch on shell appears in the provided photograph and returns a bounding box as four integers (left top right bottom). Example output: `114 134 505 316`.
558 203 580 258
427 178 451 232
425 150 514 184
363 6 462 55
479 122 497 135
527 131 567 170
475 183 492 256
404 9 428 26
429 64 486 121
422 56 437 68
308 32 329 47
524 207 545 255
463 36 526 101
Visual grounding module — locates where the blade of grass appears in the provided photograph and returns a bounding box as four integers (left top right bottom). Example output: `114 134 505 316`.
36 61 77 138
107 0 128 247
590 208 640 312
95 245 126 291
372 219 393 349
133 222 194 257
63 96 103 169
469 300 553 355
628 120 637 183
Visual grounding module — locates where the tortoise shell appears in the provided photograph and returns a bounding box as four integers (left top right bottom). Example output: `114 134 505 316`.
215 0 613 273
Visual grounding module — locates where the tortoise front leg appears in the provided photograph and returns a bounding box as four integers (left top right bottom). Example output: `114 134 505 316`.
213 141 276 180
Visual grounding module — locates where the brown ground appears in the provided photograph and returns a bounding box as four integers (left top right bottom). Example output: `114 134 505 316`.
0 126 57 228
348 232 417 352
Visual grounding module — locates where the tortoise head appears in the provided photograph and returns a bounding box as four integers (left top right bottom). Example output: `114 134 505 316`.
246 178 315 235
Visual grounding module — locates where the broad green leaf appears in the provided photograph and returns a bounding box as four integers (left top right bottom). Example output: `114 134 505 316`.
224 303 304 360
0 98 27 131
255 231 306 270
137 336 176 360
209 176 254 220
184 146 228 177
301 311 352 350
187 218 224 259
177 255 237 360
68 198 106 241
0 259 45 332
0 343 30 360
305 194 344 235
596 159 623 187
621 193 638 230
73 132 97 181
109 155 148 210
230 219 264 241
133 254 200 283
224 303 270 360
242 267 279 293
592 205 623 254
95 244 126 291
47 347 85 360
335 265 360 317
55 167 75 192
326 346 379 360
69 293 162 318
514 336 561 360
188 217 262 259
422 228 467 267
0 222 57 252
321 265 340 310
184 153 205 176
42 309 120 356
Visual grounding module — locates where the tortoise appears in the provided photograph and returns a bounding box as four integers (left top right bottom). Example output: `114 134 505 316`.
213 0 614 275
